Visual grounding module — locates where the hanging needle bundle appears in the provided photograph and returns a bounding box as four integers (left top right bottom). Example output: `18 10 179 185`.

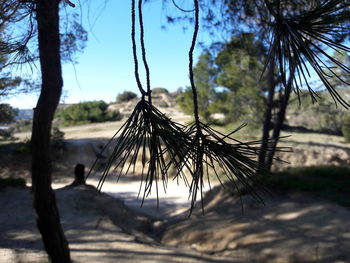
185 0 283 214
87 0 192 206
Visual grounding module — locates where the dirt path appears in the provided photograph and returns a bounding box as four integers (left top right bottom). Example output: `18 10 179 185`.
54 137 206 220
0 186 235 263
3 128 350 262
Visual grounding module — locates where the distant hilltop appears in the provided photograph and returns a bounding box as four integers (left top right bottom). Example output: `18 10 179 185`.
109 88 180 116
13 88 179 122
15 104 72 122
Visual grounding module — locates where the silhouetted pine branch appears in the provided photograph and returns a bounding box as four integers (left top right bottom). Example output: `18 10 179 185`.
90 99 192 206
266 0 350 107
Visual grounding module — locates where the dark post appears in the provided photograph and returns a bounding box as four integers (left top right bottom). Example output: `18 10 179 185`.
72 163 85 185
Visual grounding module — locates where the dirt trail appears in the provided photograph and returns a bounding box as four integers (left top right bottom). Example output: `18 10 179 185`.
0 186 236 263
3 123 350 262
52 137 201 220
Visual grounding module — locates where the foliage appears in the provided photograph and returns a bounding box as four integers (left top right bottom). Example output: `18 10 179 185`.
328 50 350 88
51 127 64 141
176 87 194 116
0 39 22 97
264 0 350 107
214 34 266 126
0 73 22 97
116 91 138 103
0 177 26 190
193 52 216 122
176 52 216 122
51 127 65 150
342 114 350 142
0 103 17 123
287 92 346 135
0 127 14 140
56 101 122 126
176 34 266 127
0 2 87 67
60 13 88 63
265 166 350 207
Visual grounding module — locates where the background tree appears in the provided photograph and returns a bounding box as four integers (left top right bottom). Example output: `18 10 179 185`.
0 103 17 123
177 51 215 122
193 51 216 122
176 87 195 115
199 0 350 170
214 33 266 128
261 0 350 170
166 0 350 171
116 90 138 103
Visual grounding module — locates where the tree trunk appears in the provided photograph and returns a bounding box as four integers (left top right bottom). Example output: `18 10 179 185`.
265 71 294 171
31 0 71 262
257 60 275 172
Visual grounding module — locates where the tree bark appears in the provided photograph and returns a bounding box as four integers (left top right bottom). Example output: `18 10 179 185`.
31 0 71 262
257 60 275 172
265 69 294 171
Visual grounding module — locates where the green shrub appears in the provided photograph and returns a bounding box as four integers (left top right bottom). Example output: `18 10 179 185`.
116 91 138 103
342 114 350 142
51 127 66 149
52 127 65 140
265 166 350 207
287 93 345 135
56 101 122 126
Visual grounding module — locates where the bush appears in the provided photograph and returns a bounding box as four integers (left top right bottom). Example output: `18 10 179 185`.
14 120 32 133
56 101 122 126
51 127 65 141
342 114 350 142
51 127 65 149
264 166 350 207
287 93 345 135
0 127 14 139
116 91 138 103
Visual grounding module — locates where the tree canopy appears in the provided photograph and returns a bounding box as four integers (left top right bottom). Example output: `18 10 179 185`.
0 103 16 123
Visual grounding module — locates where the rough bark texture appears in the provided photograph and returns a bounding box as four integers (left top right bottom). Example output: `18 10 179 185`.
31 0 71 262
257 61 275 172
265 70 294 171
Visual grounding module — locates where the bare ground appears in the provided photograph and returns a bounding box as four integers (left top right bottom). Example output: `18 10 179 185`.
1 120 350 262
162 186 350 263
0 185 236 263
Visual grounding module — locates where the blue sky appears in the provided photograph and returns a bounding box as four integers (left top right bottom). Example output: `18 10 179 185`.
5 0 215 109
